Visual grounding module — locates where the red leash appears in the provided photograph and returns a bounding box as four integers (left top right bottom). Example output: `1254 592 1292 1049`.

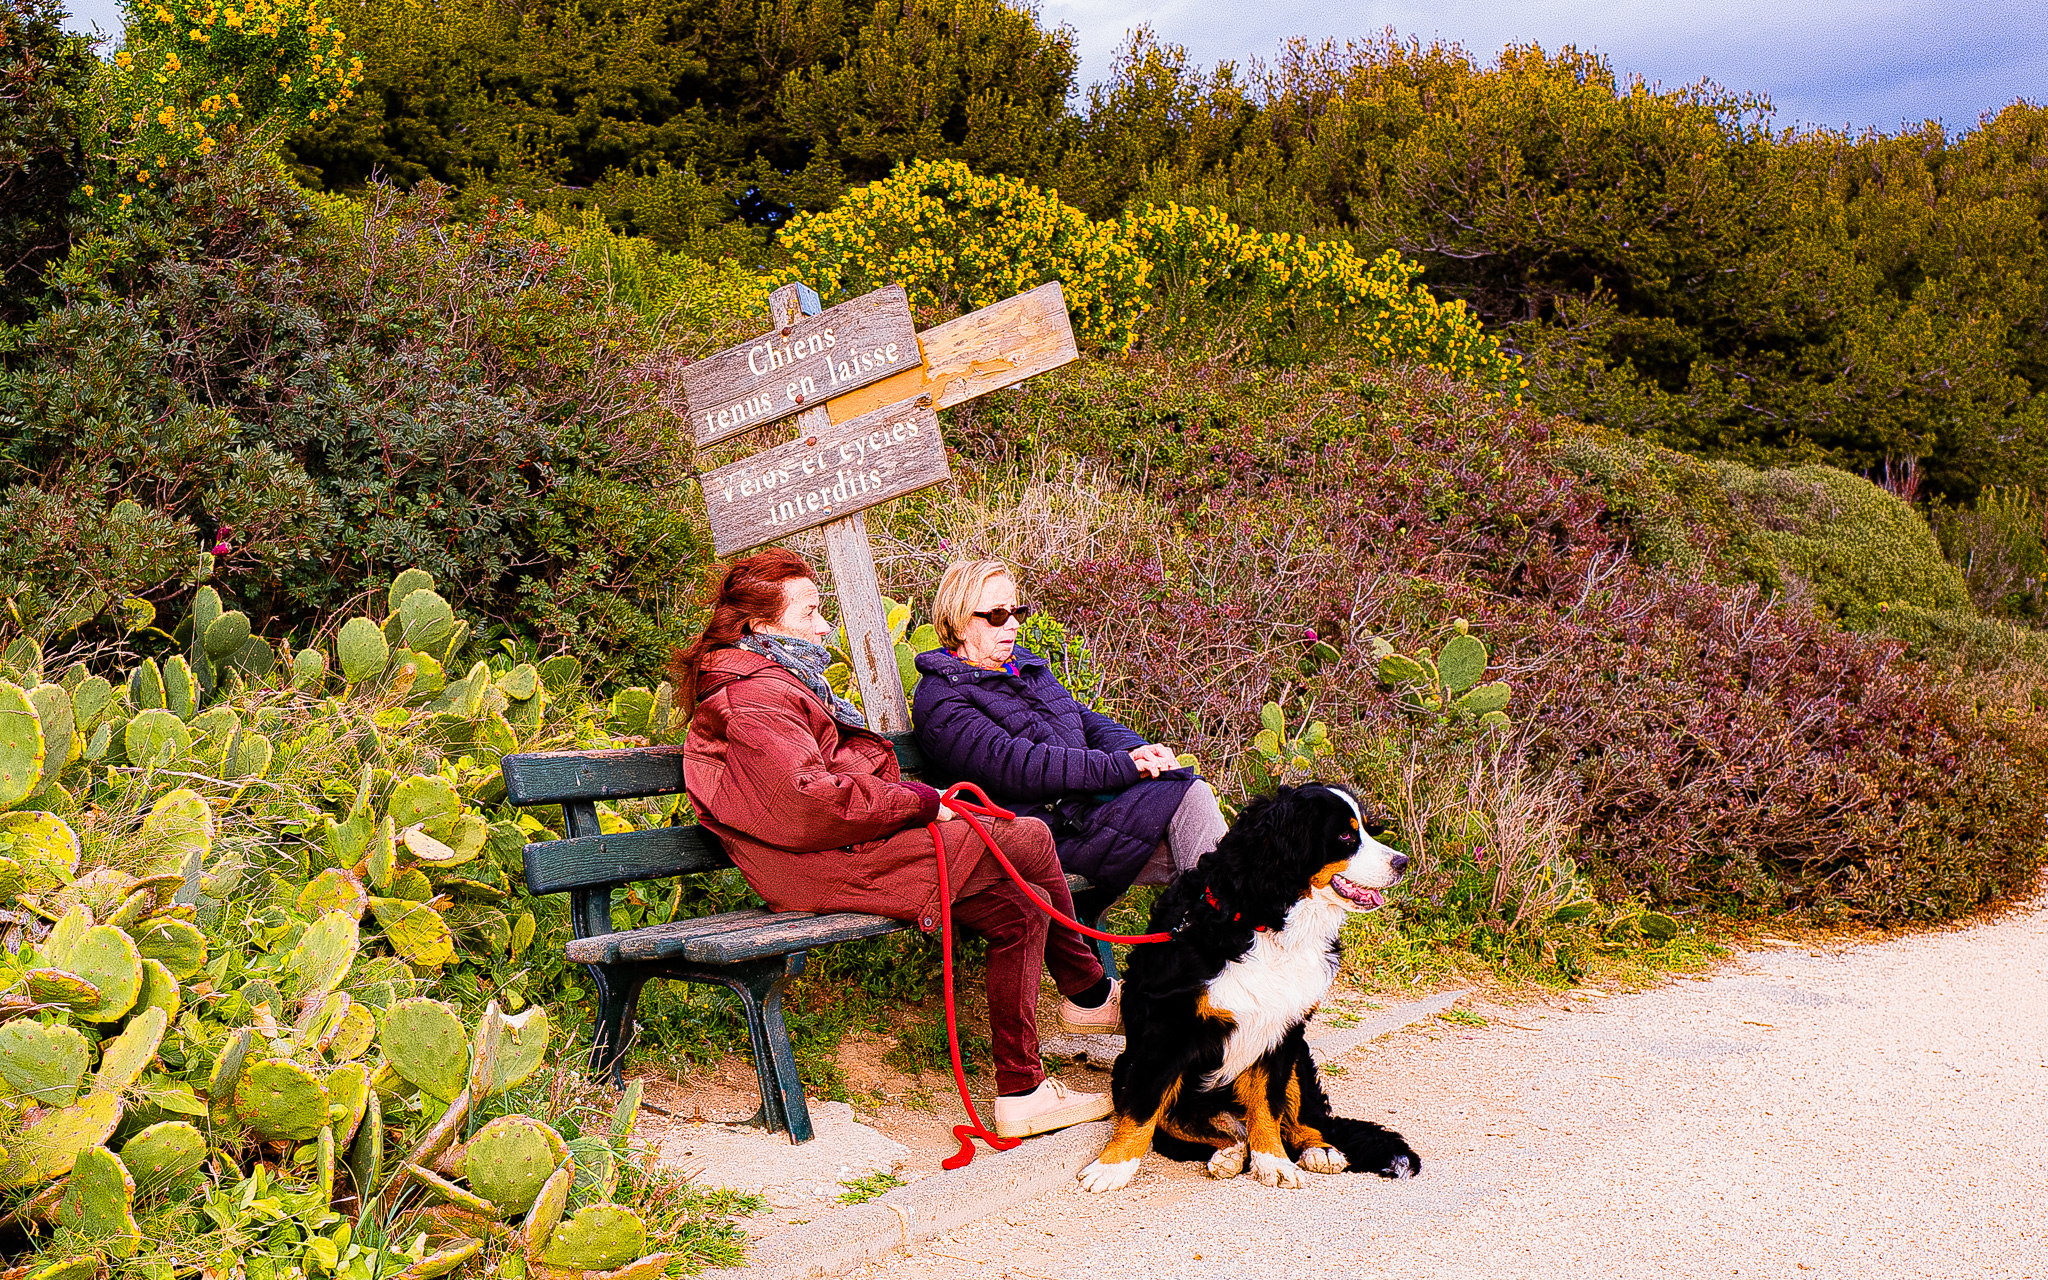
928 782 1172 1169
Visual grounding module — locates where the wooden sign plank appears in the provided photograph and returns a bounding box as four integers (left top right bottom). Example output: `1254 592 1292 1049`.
685 284 920 446
824 282 1079 425
699 396 949 556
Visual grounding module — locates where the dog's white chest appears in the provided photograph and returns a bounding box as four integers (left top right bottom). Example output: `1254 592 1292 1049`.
1201 900 1343 1091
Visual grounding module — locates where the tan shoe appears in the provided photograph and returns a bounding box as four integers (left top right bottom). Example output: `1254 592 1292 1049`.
1057 979 1122 1035
992 1077 1113 1139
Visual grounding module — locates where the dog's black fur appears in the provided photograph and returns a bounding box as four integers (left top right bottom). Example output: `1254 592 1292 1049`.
1085 783 1421 1188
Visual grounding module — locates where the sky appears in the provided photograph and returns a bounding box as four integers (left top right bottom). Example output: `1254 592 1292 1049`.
61 0 2048 135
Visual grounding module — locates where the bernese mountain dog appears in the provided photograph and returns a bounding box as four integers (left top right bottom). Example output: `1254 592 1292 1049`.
1078 782 1422 1192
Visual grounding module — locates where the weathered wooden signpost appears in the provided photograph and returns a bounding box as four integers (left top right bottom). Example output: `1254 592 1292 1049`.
678 279 1080 732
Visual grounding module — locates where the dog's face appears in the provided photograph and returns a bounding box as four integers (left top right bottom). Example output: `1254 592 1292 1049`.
1303 785 1408 914
1200 783 1410 929
1310 782 1409 913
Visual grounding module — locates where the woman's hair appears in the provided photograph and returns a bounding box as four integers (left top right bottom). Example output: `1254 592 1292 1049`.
931 558 1015 649
670 548 818 718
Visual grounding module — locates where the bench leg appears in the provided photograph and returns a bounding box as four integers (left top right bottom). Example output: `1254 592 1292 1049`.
710 953 813 1144
586 964 647 1088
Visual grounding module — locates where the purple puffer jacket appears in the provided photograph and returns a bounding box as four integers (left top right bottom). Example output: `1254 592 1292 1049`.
911 645 1195 896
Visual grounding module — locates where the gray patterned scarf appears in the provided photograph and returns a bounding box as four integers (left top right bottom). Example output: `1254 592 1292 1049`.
738 632 867 729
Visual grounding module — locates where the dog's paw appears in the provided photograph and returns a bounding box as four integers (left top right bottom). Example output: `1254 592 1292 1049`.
1077 1158 1140 1193
1248 1149 1302 1188
1204 1142 1247 1179
1376 1150 1421 1180
1298 1146 1348 1174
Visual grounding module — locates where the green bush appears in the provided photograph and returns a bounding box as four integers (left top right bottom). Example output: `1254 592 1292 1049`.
1716 463 1968 627
1869 602 2048 674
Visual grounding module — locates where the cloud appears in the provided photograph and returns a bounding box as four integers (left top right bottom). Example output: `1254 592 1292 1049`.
1041 0 2048 131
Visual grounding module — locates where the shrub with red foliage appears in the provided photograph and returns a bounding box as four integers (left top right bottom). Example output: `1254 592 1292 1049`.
961 360 2048 921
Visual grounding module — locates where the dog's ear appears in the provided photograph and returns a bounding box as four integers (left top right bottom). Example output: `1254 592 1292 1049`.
1203 786 1312 929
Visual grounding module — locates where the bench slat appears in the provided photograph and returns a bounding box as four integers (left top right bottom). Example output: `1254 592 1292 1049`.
502 747 688 806
569 908 908 965
502 732 922 809
523 825 731 896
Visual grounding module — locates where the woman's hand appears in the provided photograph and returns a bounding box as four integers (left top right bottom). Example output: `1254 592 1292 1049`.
1129 743 1180 778
936 802 961 822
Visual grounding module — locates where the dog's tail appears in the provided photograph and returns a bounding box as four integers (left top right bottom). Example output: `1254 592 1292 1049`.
1320 1115 1422 1179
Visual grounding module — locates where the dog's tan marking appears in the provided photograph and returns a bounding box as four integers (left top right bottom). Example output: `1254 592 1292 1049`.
1279 1070 1329 1152
1095 1077 1181 1165
1234 1064 1286 1159
1196 992 1236 1026
1160 1111 1238 1152
1309 858 1352 890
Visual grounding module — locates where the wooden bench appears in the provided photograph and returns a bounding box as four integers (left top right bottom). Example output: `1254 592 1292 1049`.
501 733 1110 1144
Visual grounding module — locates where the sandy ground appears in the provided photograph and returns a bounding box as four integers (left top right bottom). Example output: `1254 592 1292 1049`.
845 900 2048 1280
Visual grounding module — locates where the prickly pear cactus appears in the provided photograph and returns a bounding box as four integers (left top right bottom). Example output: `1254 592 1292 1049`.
53 1144 141 1256
0 678 47 808
460 1115 568 1216
0 1019 89 1106
540 1204 650 1271
381 998 470 1101
233 1059 331 1142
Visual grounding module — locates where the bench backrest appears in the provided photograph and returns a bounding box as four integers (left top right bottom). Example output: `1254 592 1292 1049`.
502 732 926 901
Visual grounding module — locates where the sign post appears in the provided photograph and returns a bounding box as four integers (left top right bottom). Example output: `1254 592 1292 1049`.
680 280 1081 733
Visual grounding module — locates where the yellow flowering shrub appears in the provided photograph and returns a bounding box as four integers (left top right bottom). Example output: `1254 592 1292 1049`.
774 160 1521 389
110 0 362 176
771 160 1152 352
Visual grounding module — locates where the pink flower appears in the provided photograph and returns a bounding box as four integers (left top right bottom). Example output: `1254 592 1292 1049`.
1304 628 1318 642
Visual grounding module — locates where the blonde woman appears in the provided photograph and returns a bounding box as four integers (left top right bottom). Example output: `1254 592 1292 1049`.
911 560 1230 1025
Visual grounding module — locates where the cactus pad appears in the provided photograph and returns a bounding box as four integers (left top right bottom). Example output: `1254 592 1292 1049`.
203 611 252 662
135 957 182 1022
53 1144 140 1256
397 589 456 653
298 867 370 920
120 1120 206 1198
1 809 80 895
1638 911 1680 941
234 1058 331 1141
537 654 582 694
125 708 190 768
62 924 144 1022
0 1090 121 1187
540 1204 648 1271
209 1026 254 1102
0 854 21 901
141 787 214 882
386 568 437 614
22 1259 97 1280
525 1165 573 1253
610 1081 643 1140
381 998 470 1101
338 617 391 683
25 968 100 1009
325 1002 378 1062
26 682 75 793
406 1162 500 1216
397 1236 484 1280
94 1005 168 1092
133 917 207 979
461 1115 568 1216
471 1004 550 1098
326 1061 371 1145
70 675 114 732
498 663 539 702
371 895 457 968
162 656 198 720
291 648 329 689
389 774 461 828
0 1018 89 1106
289 911 360 1000
564 1138 616 1207
1436 633 1488 693
347 1088 383 1199
1459 681 1511 716
0 679 47 808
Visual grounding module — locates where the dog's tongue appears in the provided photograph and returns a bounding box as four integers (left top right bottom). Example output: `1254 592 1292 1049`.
1332 875 1384 908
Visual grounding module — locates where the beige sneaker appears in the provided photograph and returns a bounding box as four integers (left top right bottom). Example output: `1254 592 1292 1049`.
1057 979 1123 1035
992 1077 1113 1139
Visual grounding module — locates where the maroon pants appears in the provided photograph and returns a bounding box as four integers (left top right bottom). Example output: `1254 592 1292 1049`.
944 817 1105 1095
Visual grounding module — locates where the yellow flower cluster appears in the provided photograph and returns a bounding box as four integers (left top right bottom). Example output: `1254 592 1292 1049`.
104 0 361 188
774 161 1520 389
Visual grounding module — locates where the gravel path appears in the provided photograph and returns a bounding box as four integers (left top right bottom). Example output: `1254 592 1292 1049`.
854 900 2048 1279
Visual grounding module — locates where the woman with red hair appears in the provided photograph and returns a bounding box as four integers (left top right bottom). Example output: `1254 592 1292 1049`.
675 549 1117 1138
